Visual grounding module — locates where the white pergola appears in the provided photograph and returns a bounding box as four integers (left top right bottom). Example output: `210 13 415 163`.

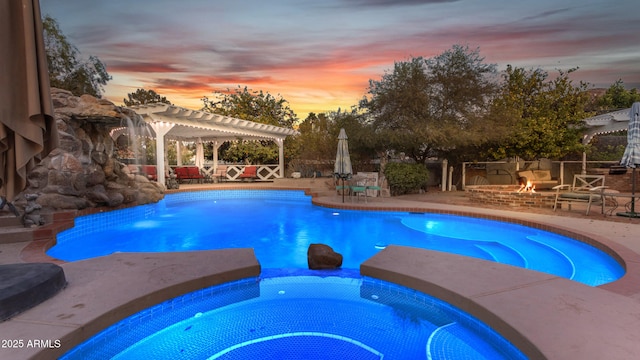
577 107 631 173
124 103 298 186
582 107 631 144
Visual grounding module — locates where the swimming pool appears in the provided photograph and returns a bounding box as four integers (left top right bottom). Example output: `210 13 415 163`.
49 190 624 286
61 272 527 360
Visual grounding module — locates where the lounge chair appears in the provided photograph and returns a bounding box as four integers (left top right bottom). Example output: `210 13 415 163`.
173 167 189 183
186 167 204 183
239 166 258 181
553 175 606 215
174 166 204 183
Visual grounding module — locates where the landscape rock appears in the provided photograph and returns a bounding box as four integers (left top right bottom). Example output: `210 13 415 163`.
307 243 343 270
12 89 165 218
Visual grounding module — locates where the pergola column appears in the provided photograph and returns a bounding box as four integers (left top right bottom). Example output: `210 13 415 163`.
176 141 182 166
150 122 175 186
277 138 284 178
213 140 220 170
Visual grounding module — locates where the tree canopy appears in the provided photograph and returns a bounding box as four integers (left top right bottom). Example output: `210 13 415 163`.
594 79 640 112
359 45 501 163
201 86 298 164
202 86 297 129
123 89 172 106
486 66 592 160
43 15 111 97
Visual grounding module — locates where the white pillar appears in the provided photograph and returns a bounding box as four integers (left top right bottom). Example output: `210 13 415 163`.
150 122 174 186
448 166 454 191
195 137 204 168
441 159 448 192
277 138 284 178
461 162 466 190
213 140 220 170
176 141 182 166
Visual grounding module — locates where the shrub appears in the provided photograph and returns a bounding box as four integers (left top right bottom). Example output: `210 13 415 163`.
384 163 429 196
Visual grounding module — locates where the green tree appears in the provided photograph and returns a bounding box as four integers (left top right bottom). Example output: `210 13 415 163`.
296 112 334 161
43 15 111 97
201 86 298 164
330 109 377 171
202 86 297 129
123 89 172 106
290 109 377 176
360 45 500 164
594 80 640 112
487 66 592 160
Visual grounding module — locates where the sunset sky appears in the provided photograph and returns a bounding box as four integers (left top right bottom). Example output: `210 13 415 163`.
41 0 640 118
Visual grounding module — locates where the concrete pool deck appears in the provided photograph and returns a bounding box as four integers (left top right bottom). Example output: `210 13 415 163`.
1 178 640 359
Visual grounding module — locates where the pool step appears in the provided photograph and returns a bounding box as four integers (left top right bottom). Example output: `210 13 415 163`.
0 212 75 245
0 215 34 244
0 214 22 227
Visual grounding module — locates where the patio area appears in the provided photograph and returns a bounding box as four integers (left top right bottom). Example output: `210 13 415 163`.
1 178 640 359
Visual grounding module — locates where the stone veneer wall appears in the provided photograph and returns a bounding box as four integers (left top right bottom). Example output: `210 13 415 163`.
465 185 557 209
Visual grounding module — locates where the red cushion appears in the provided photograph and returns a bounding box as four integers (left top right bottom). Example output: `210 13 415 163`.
187 167 203 178
174 167 188 179
142 165 157 180
143 166 156 175
240 166 257 178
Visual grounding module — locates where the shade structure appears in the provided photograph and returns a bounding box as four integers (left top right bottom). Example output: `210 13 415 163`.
334 128 353 203
0 0 59 206
129 103 298 185
618 102 640 218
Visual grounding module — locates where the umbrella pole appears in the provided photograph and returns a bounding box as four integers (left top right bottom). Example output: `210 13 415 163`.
632 168 636 215
342 178 345 203
617 168 639 218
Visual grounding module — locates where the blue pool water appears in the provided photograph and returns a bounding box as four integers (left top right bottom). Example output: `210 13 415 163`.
49 190 624 286
61 272 527 360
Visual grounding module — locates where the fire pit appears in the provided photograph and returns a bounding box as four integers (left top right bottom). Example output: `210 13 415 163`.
465 185 556 208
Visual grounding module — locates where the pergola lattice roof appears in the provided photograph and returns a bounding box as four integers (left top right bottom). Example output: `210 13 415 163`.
127 103 298 141
582 108 631 144
122 103 298 185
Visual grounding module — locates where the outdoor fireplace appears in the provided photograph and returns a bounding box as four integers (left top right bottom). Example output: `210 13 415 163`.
465 185 556 208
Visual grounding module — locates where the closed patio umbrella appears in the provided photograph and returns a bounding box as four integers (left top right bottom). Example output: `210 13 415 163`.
195 137 204 168
0 0 59 212
618 102 640 218
334 128 352 203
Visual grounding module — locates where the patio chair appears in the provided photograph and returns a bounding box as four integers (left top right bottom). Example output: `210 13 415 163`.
553 174 606 215
335 177 350 196
350 177 369 203
142 165 157 181
173 167 189 183
213 165 227 182
239 165 258 181
186 166 205 183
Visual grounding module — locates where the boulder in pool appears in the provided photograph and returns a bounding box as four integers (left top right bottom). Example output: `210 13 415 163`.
307 244 343 270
